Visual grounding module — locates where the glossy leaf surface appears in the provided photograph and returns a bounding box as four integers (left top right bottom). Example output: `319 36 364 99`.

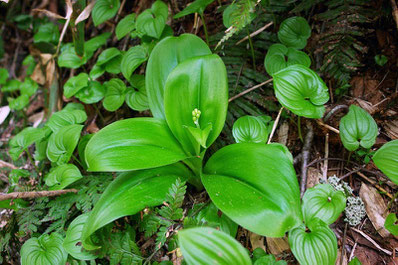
103 78 126 111
264 43 311 76
373 140 398 184
289 218 337 265
75 81 106 104
178 227 251 265
146 34 211 118
121 45 147 81
9 127 45 161
82 164 191 250
45 164 83 190
20 77 39 97
136 0 168 39
21 233 68 265
339 105 378 151
164 54 228 155
384 213 398 236
116 13 136 40
46 108 87 133
125 75 149 111
278 16 311 49
202 143 302 237
302 184 346 225
232 116 268 143
64 73 89 98
85 118 189 171
47 124 83 165
92 0 120 26
58 43 86 69
273 64 329 118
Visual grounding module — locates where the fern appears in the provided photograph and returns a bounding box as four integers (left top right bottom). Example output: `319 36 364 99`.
108 232 142 265
158 178 186 220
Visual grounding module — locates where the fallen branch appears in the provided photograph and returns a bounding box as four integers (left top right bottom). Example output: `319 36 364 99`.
235 21 273 45
0 189 78 201
351 227 392 255
300 121 314 197
229 79 273 102
267 107 284 144
316 119 340 134
0 160 17 169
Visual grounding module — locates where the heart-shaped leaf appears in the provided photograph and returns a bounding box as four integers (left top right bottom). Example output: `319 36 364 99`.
288 218 337 265
125 75 149 111
21 233 68 265
97 48 121 66
278 16 311 49
178 227 251 265
46 107 87 132
174 0 214 18
232 116 268 143
20 77 39 97
64 213 98 260
146 34 211 119
384 213 398 236
164 54 228 155
82 163 191 250
8 94 29 110
202 143 302 237
33 22 60 44
264 43 311 76
85 33 112 57
0 68 8 85
103 78 127 111
58 43 87 69
302 184 346 225
85 118 189 171
273 64 329 118
64 73 89 98
47 124 83 165
373 140 398 184
121 45 148 81
75 81 106 104
45 164 83 190
2 79 21 92
116 13 136 40
136 0 168 39
92 0 120 26
9 127 46 161
339 105 378 151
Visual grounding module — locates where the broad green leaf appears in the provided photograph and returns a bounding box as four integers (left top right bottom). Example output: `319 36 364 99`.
178 227 251 265
264 43 311 76
75 81 106 104
384 213 398 236
97 48 121 66
125 76 149 111
85 32 112 56
89 64 105 80
278 16 311 49
82 164 191 250
136 0 168 39
0 68 9 85
64 213 98 260
47 124 83 165
289 218 337 265
174 0 214 18
373 140 398 184
104 55 122 74
349 257 362 265
146 34 211 118
339 105 378 151
302 184 346 225
22 55 36 76
9 127 45 161
45 164 83 190
21 233 68 265
46 108 87 132
64 73 89 98
34 127 52 161
116 13 136 40
164 54 228 155
8 94 29 110
78 134 93 170
85 118 189 171
20 77 39 96
2 79 21 92
103 78 126 111
273 64 329 119
58 43 86 69
232 116 268 143
33 22 59 44
121 45 148 80
202 143 302 237
92 0 120 26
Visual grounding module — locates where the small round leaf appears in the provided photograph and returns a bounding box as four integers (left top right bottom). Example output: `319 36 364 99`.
277 16 311 49
103 78 127 111
232 116 268 143
92 0 120 26
45 164 83 190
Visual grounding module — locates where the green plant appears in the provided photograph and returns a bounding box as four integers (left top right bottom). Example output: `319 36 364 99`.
374 54 388 66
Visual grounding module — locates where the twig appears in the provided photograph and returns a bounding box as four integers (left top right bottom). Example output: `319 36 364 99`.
55 15 72 56
316 119 340 134
390 0 398 29
340 223 348 265
267 107 284 144
0 189 78 201
235 22 273 45
356 171 393 199
322 133 329 180
324 105 348 122
0 160 17 169
300 121 314 197
229 79 273 102
351 227 392 255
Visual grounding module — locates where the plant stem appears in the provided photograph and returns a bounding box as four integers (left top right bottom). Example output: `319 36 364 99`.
200 13 210 47
246 27 256 69
26 149 40 176
297 116 303 142
93 103 105 125
72 154 84 169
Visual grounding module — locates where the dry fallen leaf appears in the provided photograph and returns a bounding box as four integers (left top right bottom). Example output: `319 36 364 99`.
28 111 45 128
384 119 398 140
266 237 290 255
306 167 322 189
359 183 390 238
32 9 65 19
277 121 289 146
249 232 265 251
31 64 46 85
75 1 96 24
336 248 348 265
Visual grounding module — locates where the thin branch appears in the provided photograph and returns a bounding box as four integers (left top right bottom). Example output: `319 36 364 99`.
0 189 78 201
267 107 284 144
235 21 274 45
229 78 273 102
0 160 17 169
300 121 314 197
316 119 340 134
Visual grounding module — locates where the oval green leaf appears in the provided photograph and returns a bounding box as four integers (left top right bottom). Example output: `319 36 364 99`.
384 213 398 236
116 13 136 40
302 184 346 225
202 143 302 237
45 164 83 190
46 108 87 132
92 0 120 26
339 105 378 151
8 94 29 110
85 118 189 171
278 16 311 49
164 54 228 155
174 0 214 18
82 163 191 250
136 0 168 39
20 77 39 97
64 73 89 98
2 79 21 92
75 81 106 104
273 64 329 118
9 127 46 161
146 34 211 119
121 45 148 81
178 227 251 265
97 48 121 66
232 116 268 143
373 140 398 184
103 78 127 111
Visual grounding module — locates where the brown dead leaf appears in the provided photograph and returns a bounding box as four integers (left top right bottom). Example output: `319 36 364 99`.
87 120 99 133
31 64 46 85
355 99 377 115
336 248 348 265
350 77 383 105
75 1 95 24
384 120 398 140
353 245 383 265
306 167 322 189
359 183 390 238
266 237 290 255
277 121 289 146
45 58 57 88
28 111 45 128
249 232 265 251
32 8 65 19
